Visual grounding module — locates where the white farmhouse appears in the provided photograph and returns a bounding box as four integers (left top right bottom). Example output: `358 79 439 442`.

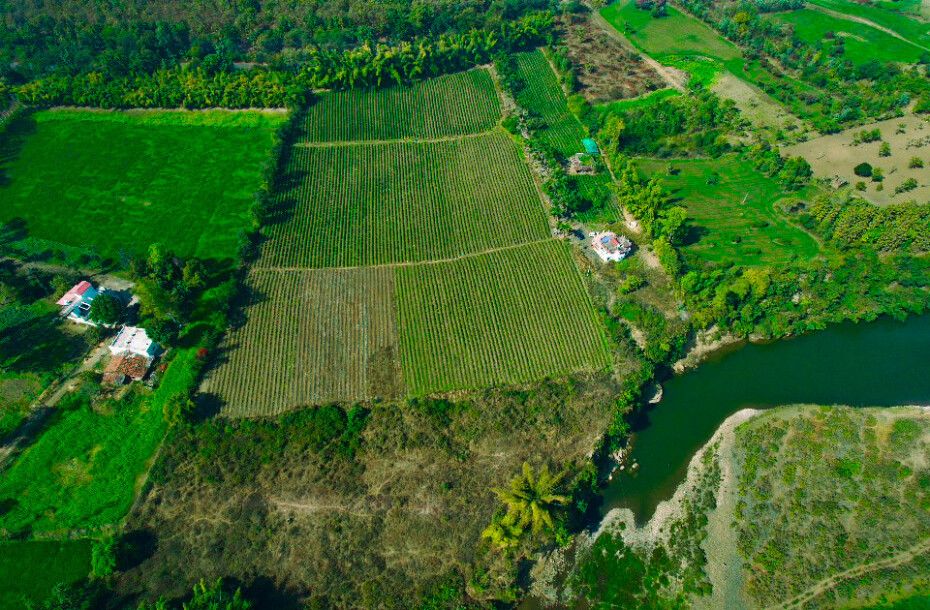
591 232 633 262
109 326 160 359
56 281 99 325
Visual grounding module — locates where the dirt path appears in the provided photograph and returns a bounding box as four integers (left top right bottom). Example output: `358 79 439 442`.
808 5 930 52
0 343 110 470
590 11 688 92
253 238 555 273
1 258 135 291
292 128 499 149
772 537 930 610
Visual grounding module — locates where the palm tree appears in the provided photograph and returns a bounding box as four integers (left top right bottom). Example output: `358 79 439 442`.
492 462 568 540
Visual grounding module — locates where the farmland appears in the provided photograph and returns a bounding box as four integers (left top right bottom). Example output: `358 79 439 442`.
513 51 587 157
396 241 611 394
260 131 550 269
0 540 91 610
809 0 930 48
786 116 930 207
204 266 401 417
301 69 501 142
637 156 821 265
0 109 285 261
764 9 927 65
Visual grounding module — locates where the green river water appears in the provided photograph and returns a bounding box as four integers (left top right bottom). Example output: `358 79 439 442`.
600 314 930 523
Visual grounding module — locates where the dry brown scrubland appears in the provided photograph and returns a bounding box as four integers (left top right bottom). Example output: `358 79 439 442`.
114 374 629 608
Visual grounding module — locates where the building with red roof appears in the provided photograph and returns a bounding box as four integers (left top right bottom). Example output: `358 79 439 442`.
56 280 99 325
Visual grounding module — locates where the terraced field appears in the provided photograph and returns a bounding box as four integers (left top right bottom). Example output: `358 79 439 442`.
261 131 549 269
396 241 611 394
301 69 501 142
208 69 611 416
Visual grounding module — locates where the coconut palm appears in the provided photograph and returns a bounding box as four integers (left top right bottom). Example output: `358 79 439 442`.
492 462 568 539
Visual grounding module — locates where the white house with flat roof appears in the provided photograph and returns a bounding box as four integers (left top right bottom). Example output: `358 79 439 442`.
591 231 633 262
56 281 99 325
109 326 159 359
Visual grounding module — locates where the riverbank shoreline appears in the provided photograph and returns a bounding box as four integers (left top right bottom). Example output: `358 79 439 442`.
671 327 745 374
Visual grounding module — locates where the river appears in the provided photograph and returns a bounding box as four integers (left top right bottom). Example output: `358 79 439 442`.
600 313 930 523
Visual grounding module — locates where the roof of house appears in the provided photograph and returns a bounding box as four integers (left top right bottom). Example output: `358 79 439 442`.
103 354 151 381
56 281 94 306
110 326 157 355
582 138 600 155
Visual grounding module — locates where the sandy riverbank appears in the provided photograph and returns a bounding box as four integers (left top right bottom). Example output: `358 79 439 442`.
672 327 745 373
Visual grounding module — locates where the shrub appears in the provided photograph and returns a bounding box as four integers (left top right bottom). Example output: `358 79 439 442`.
879 142 891 157
89 292 125 325
855 181 866 192
853 162 872 177
91 537 117 578
872 167 884 182
895 178 918 194
909 157 924 169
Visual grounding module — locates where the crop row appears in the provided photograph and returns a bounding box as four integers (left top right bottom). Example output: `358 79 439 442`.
514 51 586 156
205 267 401 418
259 131 550 269
395 240 612 395
301 68 501 143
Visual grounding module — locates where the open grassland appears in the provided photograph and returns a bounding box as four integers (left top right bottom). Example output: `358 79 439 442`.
301 69 500 142
514 51 587 157
809 0 930 48
0 540 91 610
205 267 402 417
396 241 611 395
260 130 549 269
601 0 739 62
638 156 821 265
786 116 930 206
0 110 284 261
765 9 926 64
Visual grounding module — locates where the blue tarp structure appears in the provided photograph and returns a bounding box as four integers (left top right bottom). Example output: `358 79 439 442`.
582 138 600 155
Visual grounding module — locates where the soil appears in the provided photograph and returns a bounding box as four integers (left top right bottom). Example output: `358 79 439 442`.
786 115 930 206
561 11 666 104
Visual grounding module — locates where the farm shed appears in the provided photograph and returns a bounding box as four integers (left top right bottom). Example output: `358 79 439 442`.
582 138 600 155
56 281 99 326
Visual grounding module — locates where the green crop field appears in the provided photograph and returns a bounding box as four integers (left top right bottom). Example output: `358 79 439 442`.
0 110 285 262
260 130 549 268
637 156 821 265
302 69 501 142
0 540 91 610
810 0 930 47
601 0 740 62
396 241 611 394
206 266 402 416
765 9 926 64
513 51 587 157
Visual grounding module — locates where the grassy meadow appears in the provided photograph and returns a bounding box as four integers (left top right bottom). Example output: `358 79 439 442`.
765 9 926 64
809 0 930 48
0 540 92 610
638 156 821 265
0 110 285 262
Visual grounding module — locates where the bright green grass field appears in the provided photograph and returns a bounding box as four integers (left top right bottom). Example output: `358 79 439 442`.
0 540 91 610
301 69 501 142
638 156 820 265
0 110 285 262
809 0 930 47
0 348 202 534
601 0 740 62
396 240 612 394
766 9 926 64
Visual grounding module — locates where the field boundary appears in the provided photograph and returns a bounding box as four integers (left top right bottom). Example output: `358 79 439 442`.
807 4 930 51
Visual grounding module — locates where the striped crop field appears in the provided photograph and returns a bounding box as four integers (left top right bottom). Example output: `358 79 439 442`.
259 130 549 269
204 267 403 417
513 51 586 157
395 240 612 395
301 69 501 142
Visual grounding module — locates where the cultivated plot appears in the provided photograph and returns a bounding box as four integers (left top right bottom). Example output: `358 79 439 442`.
396 241 611 395
638 156 820 265
206 266 403 417
513 51 587 157
261 131 550 268
0 110 285 261
301 69 501 142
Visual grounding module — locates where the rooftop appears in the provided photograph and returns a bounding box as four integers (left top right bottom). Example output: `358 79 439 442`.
110 326 157 356
56 281 94 306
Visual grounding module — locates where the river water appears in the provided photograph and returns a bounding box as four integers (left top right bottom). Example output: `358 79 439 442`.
600 314 930 523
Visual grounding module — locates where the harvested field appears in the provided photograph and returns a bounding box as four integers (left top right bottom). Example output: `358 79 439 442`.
395 241 611 394
561 11 665 104
786 115 930 206
261 131 549 269
300 69 500 142
204 266 402 417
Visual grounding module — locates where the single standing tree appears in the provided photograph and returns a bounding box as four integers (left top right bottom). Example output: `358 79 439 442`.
489 462 568 540
89 292 125 325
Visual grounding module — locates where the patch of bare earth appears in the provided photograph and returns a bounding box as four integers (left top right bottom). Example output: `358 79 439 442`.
561 11 666 104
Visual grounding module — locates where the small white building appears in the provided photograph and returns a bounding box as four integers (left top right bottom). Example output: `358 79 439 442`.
56 281 99 326
109 326 159 359
592 232 633 262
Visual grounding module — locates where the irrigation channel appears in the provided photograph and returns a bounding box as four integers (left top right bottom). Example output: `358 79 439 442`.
602 313 930 524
